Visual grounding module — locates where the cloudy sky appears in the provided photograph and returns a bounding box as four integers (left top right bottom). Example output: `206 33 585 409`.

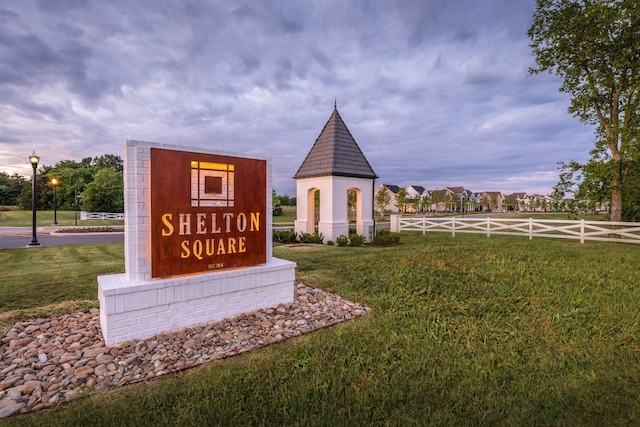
1 0 595 196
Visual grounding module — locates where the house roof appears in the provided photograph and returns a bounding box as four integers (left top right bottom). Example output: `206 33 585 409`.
443 186 465 195
429 189 452 200
508 192 527 198
408 185 425 194
383 184 400 194
506 192 527 202
294 105 377 180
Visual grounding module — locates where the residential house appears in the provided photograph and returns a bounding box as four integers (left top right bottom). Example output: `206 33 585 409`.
478 191 505 212
375 184 401 214
375 183 570 216
427 187 457 212
406 185 427 213
528 194 559 212
429 187 475 213
505 192 528 212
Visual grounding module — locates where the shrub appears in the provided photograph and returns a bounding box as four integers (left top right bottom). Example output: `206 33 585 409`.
273 230 297 243
335 234 365 247
373 229 401 246
335 235 349 247
349 234 365 247
326 240 335 246
298 232 324 244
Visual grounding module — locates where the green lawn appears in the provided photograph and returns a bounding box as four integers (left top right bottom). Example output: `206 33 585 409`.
272 206 296 224
3 233 640 425
0 210 124 227
1 207 604 228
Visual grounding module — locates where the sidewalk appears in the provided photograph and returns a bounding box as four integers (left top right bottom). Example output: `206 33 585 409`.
0 227 53 237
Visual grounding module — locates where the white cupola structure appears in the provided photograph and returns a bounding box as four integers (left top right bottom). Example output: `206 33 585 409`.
294 103 377 243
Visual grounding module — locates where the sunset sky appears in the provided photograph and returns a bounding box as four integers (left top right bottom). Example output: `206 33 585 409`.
1 0 595 196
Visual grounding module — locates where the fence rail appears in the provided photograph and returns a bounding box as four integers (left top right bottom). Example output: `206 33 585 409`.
80 212 124 221
390 215 640 244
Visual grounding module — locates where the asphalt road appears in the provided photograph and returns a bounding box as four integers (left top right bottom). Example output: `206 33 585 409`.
0 223 391 249
0 227 124 249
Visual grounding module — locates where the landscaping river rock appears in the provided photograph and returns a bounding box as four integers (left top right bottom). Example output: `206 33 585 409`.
0 284 371 418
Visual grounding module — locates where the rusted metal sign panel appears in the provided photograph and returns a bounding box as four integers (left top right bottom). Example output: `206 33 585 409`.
150 148 266 278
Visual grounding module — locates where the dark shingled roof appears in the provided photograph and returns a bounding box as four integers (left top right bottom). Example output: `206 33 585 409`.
294 105 377 179
383 184 401 194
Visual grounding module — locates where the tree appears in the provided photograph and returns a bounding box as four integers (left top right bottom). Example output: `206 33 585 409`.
411 194 422 215
491 196 499 212
555 154 640 218
395 187 409 214
374 186 392 219
529 0 640 222
278 194 296 206
422 193 432 213
623 159 640 220
481 194 491 212
17 165 53 210
272 189 283 216
445 192 456 212
45 160 97 211
0 172 26 206
431 191 440 213
92 154 123 172
82 169 124 212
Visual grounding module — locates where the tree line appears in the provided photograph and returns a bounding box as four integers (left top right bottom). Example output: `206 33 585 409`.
2 154 124 212
4 154 298 215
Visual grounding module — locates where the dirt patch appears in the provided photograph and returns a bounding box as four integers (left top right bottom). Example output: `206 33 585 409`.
286 244 323 250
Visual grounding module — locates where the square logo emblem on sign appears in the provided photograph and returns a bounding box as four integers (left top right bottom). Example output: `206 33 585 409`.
191 161 235 207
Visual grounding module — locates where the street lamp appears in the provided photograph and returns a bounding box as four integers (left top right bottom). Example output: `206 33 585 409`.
51 178 59 226
27 151 40 247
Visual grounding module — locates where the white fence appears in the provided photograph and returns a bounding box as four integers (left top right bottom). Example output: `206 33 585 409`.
80 212 124 221
390 215 640 244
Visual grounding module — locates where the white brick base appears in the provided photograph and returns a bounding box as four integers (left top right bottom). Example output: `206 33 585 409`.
98 258 296 345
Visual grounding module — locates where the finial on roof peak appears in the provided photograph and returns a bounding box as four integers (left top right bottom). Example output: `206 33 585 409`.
334 97 337 110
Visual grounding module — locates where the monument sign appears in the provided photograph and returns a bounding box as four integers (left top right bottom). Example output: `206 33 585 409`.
150 148 267 277
98 141 296 345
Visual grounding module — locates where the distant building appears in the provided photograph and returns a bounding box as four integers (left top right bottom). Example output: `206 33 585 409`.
374 183 571 216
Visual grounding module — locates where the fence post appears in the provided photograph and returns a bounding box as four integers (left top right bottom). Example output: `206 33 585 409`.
580 219 584 244
422 217 426 235
452 217 456 237
390 214 400 233
529 218 533 240
487 217 491 238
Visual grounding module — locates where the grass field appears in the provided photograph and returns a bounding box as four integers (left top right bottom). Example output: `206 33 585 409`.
0 210 124 227
0 206 605 228
2 233 640 425
273 206 297 225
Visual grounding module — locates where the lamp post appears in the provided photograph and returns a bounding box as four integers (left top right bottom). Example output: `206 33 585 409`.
51 178 59 226
27 152 40 247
